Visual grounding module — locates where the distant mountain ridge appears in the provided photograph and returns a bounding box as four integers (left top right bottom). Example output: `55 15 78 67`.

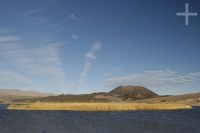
0 89 53 101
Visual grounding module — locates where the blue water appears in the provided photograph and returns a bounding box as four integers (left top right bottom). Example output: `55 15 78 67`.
0 105 200 133
0 104 8 110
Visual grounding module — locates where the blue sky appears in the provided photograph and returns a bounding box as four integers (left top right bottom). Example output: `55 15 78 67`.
0 0 200 95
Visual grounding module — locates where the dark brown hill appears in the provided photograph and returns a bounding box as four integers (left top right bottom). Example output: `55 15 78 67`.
110 86 159 100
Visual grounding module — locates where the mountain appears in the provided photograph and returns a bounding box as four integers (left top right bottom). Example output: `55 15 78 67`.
12 86 159 103
0 89 53 101
110 86 159 100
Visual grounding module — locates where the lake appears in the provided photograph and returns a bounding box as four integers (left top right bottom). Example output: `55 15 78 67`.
0 104 200 133
0 104 8 110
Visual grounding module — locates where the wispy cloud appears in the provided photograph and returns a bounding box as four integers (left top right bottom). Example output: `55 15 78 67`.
0 42 64 78
104 70 200 89
21 9 42 17
0 71 33 85
104 67 121 77
188 72 200 77
40 24 65 32
31 18 48 25
69 14 81 22
77 41 102 89
72 34 78 40
0 35 20 43
0 29 11 34
0 35 66 92
42 24 60 29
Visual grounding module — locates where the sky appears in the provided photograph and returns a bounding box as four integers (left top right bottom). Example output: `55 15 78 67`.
0 0 200 95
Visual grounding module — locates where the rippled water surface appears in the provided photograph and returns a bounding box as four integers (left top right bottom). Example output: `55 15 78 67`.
0 105 200 133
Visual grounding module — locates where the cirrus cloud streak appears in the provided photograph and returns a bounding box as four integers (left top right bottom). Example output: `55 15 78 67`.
104 70 200 89
77 41 102 89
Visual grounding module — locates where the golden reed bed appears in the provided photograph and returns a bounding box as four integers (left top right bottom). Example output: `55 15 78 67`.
7 103 192 111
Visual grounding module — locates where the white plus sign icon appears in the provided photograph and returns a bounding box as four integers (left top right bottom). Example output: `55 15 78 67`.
176 3 198 25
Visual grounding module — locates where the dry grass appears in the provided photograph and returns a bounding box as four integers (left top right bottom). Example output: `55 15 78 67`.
7 102 192 111
0 99 4 103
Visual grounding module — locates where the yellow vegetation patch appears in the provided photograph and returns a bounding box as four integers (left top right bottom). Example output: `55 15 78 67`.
7 103 192 111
